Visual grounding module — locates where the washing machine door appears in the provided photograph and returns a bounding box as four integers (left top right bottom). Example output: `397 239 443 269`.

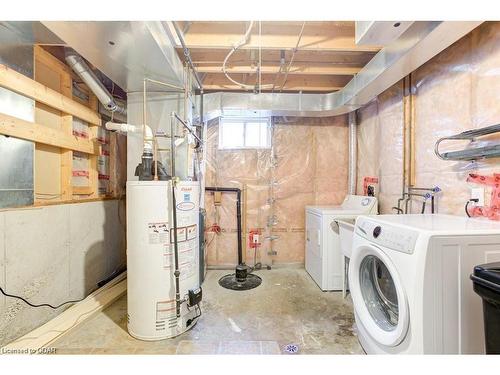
350 244 409 347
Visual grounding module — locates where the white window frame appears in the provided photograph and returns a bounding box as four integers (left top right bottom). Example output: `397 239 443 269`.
218 117 272 150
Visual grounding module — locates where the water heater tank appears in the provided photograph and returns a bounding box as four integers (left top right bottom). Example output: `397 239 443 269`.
126 180 200 340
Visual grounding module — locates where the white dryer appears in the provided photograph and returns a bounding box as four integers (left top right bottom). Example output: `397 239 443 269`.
349 214 500 354
305 195 378 291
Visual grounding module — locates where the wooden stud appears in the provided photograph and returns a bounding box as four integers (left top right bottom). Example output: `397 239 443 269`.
0 63 101 125
88 126 99 198
403 77 411 189
409 74 417 187
402 74 417 188
0 112 98 154
88 93 100 198
108 132 118 197
60 116 73 200
60 65 74 201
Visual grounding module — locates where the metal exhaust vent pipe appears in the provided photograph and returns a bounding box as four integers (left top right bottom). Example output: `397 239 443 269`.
65 48 126 116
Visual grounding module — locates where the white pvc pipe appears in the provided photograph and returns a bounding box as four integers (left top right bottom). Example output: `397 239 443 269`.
105 121 153 153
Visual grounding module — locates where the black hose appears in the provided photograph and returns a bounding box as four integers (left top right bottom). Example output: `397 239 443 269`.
465 201 471 217
465 199 479 218
0 286 83 309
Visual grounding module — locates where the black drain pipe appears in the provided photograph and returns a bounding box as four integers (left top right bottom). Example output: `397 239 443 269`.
205 187 242 265
207 187 263 291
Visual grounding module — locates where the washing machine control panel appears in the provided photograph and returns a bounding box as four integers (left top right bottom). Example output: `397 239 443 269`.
356 218 419 254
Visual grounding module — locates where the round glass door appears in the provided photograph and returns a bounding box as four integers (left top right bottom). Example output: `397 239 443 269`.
349 245 409 347
359 255 399 331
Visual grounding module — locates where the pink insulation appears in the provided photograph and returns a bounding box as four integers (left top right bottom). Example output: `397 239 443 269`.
204 116 349 267
357 22 500 216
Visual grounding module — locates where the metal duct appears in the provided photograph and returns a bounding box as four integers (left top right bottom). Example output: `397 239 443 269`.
348 112 357 195
44 21 481 120
65 48 126 116
202 21 482 120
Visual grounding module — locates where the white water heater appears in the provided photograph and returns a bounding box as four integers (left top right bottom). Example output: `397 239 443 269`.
127 180 200 340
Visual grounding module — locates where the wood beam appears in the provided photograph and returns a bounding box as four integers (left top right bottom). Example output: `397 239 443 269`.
185 48 377 66
73 186 95 195
197 64 361 76
202 72 350 92
202 84 342 92
181 21 381 52
0 112 99 154
0 63 101 126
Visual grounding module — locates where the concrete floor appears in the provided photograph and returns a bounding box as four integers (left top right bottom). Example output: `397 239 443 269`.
51 268 363 354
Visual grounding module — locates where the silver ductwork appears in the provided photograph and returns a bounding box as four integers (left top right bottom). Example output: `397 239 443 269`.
45 21 481 121
201 21 481 120
348 112 357 195
65 48 126 116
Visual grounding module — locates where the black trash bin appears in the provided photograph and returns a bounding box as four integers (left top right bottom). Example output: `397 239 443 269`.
471 262 500 354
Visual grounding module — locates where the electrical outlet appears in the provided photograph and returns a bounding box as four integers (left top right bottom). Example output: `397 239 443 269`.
471 187 485 206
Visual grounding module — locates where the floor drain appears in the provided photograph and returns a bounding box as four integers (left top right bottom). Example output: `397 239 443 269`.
283 343 299 354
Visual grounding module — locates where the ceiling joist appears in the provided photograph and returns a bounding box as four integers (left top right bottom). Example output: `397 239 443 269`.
177 21 380 53
196 64 362 76
174 21 380 93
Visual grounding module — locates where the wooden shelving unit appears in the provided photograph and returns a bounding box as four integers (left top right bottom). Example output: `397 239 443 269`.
0 46 124 206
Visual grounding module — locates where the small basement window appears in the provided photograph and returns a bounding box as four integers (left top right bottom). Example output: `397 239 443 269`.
219 117 271 150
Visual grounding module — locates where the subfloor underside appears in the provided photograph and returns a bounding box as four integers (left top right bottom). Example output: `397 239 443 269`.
51 268 363 354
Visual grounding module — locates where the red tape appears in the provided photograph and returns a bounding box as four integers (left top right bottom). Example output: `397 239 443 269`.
72 130 89 139
72 170 89 177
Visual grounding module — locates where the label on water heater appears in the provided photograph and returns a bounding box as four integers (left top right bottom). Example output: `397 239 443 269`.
163 224 197 281
176 201 195 211
147 222 169 245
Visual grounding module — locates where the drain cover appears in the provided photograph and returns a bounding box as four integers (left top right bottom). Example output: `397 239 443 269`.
218 273 262 291
283 344 299 354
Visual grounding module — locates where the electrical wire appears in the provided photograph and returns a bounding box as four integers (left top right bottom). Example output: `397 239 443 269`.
222 21 273 91
194 304 202 320
465 198 479 218
465 201 472 217
0 286 84 309
279 22 306 92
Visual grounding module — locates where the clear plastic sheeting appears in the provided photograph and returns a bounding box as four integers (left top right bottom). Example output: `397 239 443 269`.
204 115 349 267
356 22 500 216
356 82 404 214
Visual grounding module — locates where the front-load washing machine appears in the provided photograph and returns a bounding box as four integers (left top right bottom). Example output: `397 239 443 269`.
305 195 378 291
349 214 500 354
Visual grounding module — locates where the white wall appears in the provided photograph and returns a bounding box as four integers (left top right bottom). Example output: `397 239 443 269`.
0 199 126 346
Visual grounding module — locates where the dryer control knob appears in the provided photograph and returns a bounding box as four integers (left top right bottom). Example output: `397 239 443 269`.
373 226 382 238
